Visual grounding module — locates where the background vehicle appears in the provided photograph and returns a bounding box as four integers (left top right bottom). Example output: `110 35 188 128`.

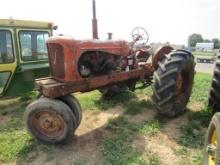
24 0 195 144
0 18 55 97
204 55 220 164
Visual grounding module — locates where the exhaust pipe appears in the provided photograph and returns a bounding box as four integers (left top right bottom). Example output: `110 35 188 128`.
92 0 98 39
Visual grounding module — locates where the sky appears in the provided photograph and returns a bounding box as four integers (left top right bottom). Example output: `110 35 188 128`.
1 0 220 45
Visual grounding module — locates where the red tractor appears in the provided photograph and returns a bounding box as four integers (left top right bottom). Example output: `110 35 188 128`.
24 0 195 144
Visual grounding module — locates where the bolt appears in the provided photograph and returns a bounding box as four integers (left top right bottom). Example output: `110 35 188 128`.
207 144 216 156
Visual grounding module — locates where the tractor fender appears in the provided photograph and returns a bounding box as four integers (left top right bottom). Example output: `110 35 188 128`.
152 46 174 70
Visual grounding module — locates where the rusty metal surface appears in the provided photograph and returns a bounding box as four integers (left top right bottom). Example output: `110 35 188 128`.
92 0 98 39
46 37 131 82
152 46 173 69
31 110 65 138
175 72 184 104
35 66 153 98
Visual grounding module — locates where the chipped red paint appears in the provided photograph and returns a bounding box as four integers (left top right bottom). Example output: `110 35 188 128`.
152 46 173 69
35 66 153 98
38 35 174 98
47 36 131 82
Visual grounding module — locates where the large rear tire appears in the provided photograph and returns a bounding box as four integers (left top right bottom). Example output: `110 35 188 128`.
204 112 220 165
152 50 195 117
24 97 77 144
208 56 220 113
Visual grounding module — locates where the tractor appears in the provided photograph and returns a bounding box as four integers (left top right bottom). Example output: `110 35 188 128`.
0 18 56 97
24 0 195 144
204 55 220 164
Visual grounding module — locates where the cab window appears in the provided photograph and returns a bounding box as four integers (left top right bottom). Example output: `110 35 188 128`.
19 31 49 61
0 30 14 64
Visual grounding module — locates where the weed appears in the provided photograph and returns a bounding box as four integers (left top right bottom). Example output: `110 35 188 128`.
73 159 88 165
173 147 188 156
190 151 203 165
103 116 147 165
135 83 153 96
0 131 36 162
125 100 154 114
19 91 38 102
146 154 161 165
190 73 212 102
178 107 212 148
188 107 212 127
139 119 162 136
0 102 38 162
76 90 136 112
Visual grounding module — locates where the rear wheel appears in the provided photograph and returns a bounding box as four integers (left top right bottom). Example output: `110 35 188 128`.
24 97 77 144
152 50 195 117
209 56 220 113
204 112 220 165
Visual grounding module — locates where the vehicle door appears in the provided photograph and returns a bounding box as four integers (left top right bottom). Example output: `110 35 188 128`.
0 28 17 96
4 29 51 96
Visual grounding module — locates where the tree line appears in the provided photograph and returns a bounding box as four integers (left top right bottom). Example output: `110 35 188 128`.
188 33 220 49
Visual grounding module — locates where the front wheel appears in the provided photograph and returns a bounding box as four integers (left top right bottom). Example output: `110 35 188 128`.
152 50 195 117
24 97 77 144
204 112 220 165
58 94 82 128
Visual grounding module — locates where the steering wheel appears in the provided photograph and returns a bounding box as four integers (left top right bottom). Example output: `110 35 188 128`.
131 27 149 46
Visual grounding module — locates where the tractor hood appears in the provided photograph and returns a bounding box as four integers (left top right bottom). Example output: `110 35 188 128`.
46 36 131 82
46 36 130 56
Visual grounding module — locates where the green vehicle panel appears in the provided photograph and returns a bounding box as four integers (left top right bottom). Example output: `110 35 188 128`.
0 19 54 97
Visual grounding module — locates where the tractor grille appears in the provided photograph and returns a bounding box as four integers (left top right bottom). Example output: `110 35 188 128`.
47 43 65 80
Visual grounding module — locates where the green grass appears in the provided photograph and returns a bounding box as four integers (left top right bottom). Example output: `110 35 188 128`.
102 116 163 165
73 159 88 165
125 99 154 114
0 101 38 163
190 73 212 102
178 107 212 149
0 72 214 164
146 154 161 165
103 117 148 165
139 119 162 136
135 83 153 96
76 90 136 112
178 73 212 149
0 93 49 163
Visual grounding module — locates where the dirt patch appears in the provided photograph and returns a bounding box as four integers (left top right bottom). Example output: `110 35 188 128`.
188 102 205 112
12 99 203 165
130 112 189 165
125 108 156 123
22 106 124 165
76 105 124 135
162 113 188 140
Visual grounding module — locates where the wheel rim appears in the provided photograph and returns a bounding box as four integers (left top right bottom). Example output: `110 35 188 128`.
207 129 217 165
175 72 185 103
31 109 65 139
175 70 191 104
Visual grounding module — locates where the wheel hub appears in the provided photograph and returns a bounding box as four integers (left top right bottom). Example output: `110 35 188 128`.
32 110 65 138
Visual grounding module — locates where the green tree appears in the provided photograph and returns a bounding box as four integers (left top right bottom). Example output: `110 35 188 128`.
188 33 203 47
212 38 220 49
